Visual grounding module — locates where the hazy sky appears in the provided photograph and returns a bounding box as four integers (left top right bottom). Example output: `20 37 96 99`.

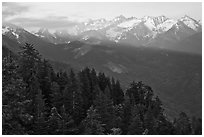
2 2 202 31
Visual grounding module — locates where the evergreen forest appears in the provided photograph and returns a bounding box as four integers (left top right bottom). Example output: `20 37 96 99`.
2 43 202 135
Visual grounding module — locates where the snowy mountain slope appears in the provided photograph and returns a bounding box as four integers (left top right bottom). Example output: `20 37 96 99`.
2 23 39 44
157 19 177 32
100 15 201 45
24 15 201 46
117 18 142 28
32 28 77 44
2 15 201 54
179 15 202 31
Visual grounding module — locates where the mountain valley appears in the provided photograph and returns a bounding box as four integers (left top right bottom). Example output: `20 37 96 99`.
2 19 202 118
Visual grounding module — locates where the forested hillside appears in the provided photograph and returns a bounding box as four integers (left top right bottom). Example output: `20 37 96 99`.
3 34 202 119
2 43 202 135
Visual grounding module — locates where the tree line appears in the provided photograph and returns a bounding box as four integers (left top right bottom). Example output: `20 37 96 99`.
2 43 202 135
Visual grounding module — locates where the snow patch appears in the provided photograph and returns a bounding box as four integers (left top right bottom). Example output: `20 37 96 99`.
118 19 141 28
12 31 19 39
33 33 45 38
66 41 71 44
2 26 10 34
82 35 89 40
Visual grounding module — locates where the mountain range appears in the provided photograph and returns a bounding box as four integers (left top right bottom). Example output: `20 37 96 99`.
2 15 202 119
2 15 202 54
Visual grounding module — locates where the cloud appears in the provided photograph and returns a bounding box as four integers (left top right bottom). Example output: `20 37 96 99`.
2 2 29 19
8 16 80 30
2 3 82 31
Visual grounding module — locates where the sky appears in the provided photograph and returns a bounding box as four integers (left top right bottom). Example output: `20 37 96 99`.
2 2 202 32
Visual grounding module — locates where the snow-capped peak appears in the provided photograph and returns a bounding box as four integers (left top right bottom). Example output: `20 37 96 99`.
142 15 169 30
157 19 177 32
113 15 127 22
2 23 23 30
32 28 54 38
143 16 157 31
38 28 50 34
142 16 154 20
2 15 201 47
153 15 168 25
179 15 201 31
180 15 194 21
2 23 25 35
2 24 21 39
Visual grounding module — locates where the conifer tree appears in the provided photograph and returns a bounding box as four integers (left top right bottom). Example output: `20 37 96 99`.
120 95 132 134
112 79 124 105
174 112 192 135
90 68 98 88
144 107 157 134
27 72 41 117
18 43 41 85
33 89 47 134
47 107 62 134
78 70 92 110
59 105 78 134
51 81 62 107
37 59 52 108
17 43 44 124
69 69 84 124
93 86 116 133
155 113 174 135
62 86 73 114
90 68 98 100
98 72 111 91
152 96 164 117
112 104 123 129
127 106 144 135
82 106 105 135
126 81 140 105
56 70 69 92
